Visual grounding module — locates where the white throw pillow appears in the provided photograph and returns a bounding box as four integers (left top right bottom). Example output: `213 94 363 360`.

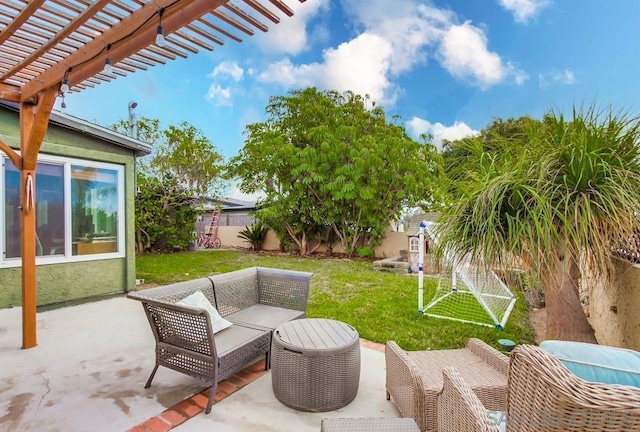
177 290 232 334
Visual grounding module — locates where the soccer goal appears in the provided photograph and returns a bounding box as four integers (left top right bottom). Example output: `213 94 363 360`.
418 221 516 329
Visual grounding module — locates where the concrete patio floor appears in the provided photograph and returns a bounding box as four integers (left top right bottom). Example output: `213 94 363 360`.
0 296 401 432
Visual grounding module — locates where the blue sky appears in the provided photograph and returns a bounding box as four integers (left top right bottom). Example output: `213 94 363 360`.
58 0 640 198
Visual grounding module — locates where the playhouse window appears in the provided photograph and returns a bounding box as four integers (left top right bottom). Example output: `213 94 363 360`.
409 237 420 252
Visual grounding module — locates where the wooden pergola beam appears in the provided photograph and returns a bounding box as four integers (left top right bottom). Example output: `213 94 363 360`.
0 0 46 45
0 0 112 81
267 0 294 17
22 88 57 170
20 0 226 101
0 138 21 169
0 82 21 103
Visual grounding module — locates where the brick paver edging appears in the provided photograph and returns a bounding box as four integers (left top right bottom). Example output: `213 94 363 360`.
127 339 384 432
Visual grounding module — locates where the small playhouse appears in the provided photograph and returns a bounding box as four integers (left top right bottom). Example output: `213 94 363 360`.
405 213 440 275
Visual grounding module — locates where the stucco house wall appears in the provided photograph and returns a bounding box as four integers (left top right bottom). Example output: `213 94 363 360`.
582 259 640 350
219 225 408 258
0 104 149 309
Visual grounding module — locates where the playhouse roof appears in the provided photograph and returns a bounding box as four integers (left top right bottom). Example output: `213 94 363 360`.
406 213 439 237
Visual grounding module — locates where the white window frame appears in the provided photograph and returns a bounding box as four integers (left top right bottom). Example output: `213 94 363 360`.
409 237 420 252
1 153 125 268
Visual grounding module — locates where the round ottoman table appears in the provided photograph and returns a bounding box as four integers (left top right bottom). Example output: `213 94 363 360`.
271 318 361 412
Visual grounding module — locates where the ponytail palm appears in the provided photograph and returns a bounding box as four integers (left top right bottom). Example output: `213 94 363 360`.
439 107 640 342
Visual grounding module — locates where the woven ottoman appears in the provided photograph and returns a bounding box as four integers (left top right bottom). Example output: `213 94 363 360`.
271 318 360 412
321 418 421 431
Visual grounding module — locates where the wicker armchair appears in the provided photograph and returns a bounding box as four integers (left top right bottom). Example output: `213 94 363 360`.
437 344 640 432
385 339 508 432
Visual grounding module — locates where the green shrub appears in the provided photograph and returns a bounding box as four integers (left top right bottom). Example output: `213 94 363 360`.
237 223 269 251
356 246 375 258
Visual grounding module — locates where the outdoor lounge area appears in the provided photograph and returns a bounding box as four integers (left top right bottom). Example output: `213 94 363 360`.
0 294 401 432
2 1 640 431
3 266 640 432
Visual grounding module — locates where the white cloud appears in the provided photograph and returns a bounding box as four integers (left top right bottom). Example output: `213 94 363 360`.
205 84 233 106
209 61 244 82
498 0 550 24
255 0 330 55
257 0 525 104
512 66 530 85
406 117 480 150
438 22 525 89
340 1 450 74
256 1 447 105
538 69 576 88
256 58 317 88
258 33 399 106
205 61 244 106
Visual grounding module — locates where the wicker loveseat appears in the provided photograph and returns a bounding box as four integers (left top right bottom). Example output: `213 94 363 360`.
437 344 640 432
128 267 313 413
385 339 508 432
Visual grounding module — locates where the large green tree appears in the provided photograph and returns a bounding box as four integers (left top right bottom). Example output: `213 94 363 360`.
111 118 224 252
153 122 224 199
228 88 442 256
112 118 224 199
439 107 640 342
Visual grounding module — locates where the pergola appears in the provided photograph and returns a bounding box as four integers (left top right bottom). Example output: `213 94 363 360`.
0 0 304 349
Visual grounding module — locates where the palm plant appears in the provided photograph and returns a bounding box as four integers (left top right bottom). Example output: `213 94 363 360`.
438 106 640 342
237 222 269 251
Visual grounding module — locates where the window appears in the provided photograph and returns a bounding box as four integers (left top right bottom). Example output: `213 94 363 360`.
409 237 420 252
5 161 65 258
2 155 124 264
71 166 119 256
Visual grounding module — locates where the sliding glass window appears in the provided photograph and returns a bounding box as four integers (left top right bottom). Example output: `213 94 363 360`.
4 161 65 258
71 166 119 255
2 155 123 263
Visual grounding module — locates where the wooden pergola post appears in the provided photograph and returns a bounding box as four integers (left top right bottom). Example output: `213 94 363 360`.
18 88 57 348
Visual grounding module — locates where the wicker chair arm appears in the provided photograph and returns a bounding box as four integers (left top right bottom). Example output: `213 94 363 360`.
466 338 509 376
385 341 428 431
438 367 501 432
139 299 217 357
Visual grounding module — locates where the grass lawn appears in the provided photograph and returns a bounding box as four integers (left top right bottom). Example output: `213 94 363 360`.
136 250 536 351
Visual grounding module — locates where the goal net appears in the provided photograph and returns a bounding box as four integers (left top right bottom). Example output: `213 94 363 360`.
421 223 516 329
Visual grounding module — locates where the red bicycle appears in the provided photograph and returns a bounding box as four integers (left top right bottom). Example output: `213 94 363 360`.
197 208 221 249
201 232 221 249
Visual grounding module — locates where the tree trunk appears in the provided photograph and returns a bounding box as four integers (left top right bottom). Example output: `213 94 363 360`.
283 222 304 254
308 236 322 254
542 256 597 343
300 231 308 256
